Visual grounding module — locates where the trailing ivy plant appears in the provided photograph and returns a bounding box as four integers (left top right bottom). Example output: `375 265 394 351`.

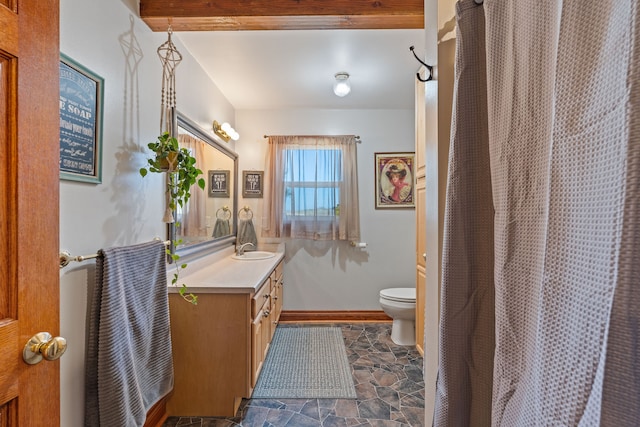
140 132 206 305
167 238 198 305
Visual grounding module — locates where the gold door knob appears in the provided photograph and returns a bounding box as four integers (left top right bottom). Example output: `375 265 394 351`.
23 332 68 365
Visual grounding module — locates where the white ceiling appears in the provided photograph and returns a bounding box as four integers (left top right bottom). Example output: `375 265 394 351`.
175 29 426 110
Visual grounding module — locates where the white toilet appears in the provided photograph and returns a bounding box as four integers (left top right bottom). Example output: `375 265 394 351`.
379 288 416 346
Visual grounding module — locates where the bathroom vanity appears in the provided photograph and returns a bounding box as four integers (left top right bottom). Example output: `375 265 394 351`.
165 248 284 417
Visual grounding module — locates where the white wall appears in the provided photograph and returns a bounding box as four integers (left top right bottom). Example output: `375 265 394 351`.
236 109 416 310
59 1 234 426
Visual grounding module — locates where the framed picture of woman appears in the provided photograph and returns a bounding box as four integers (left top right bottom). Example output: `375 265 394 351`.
374 152 415 209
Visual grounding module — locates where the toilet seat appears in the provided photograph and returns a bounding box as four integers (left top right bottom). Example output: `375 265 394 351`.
380 288 416 303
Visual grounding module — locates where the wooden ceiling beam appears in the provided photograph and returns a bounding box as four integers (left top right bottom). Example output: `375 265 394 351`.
139 0 424 31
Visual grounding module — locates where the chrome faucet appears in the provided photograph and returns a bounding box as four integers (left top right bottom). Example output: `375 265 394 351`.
236 242 255 256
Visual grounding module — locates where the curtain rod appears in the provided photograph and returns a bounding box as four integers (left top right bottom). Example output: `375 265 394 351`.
263 134 361 142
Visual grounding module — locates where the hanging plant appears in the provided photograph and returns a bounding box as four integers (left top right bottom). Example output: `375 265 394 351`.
140 132 205 210
140 132 205 304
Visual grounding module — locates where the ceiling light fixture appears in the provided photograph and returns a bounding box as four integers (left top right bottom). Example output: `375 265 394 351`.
213 120 239 142
333 72 351 97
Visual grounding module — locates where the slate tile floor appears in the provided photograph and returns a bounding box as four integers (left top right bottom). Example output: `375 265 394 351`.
163 323 425 427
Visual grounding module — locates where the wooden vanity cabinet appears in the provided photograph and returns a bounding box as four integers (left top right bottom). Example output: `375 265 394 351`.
167 259 284 417
250 261 284 387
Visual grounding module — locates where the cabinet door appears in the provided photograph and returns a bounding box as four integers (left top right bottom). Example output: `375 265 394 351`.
251 312 264 388
169 293 251 416
269 286 278 340
415 69 426 177
415 72 427 356
276 262 284 320
274 279 283 322
416 265 426 355
261 303 271 362
416 177 426 268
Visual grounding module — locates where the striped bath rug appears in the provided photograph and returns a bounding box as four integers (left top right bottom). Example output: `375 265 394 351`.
252 326 357 399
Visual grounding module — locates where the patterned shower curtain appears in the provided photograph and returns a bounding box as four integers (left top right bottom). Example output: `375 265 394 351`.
436 1 640 426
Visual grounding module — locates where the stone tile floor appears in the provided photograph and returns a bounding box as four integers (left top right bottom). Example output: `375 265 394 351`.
163 323 425 427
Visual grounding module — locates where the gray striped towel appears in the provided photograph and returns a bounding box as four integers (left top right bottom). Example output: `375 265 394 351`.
85 240 173 427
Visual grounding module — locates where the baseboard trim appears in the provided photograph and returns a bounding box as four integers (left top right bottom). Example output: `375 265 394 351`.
144 394 169 427
279 310 392 323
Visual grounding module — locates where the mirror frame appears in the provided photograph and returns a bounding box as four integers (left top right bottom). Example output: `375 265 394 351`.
168 111 238 261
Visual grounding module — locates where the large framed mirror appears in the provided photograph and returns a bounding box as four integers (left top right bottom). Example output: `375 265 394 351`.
168 112 238 260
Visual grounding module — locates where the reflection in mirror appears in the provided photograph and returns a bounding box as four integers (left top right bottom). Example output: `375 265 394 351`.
169 112 238 260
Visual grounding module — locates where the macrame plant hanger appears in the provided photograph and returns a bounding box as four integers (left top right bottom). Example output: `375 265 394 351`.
157 23 182 223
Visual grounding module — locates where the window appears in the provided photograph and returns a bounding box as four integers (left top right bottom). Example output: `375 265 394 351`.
262 135 360 241
283 147 341 219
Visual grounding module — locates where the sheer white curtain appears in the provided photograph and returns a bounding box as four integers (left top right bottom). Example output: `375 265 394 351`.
176 133 206 236
262 135 360 241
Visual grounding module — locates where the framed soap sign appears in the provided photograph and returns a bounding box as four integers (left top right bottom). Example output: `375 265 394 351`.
59 54 104 183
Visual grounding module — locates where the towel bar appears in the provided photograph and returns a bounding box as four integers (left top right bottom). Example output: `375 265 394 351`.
59 239 171 268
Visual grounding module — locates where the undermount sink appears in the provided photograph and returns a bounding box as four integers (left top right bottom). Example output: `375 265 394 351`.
231 251 276 261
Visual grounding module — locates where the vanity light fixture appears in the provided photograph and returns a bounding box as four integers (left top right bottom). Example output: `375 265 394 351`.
333 72 351 97
213 120 239 142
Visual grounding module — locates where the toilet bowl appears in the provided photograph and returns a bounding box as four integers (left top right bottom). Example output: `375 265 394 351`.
379 288 416 346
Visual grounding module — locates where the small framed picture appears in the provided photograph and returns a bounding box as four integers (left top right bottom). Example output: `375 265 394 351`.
59 54 104 184
374 152 415 209
243 170 264 198
208 170 230 198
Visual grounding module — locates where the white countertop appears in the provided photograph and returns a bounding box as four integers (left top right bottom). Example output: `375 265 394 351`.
166 246 284 294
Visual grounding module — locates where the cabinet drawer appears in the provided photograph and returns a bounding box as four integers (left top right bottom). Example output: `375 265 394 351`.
252 278 271 318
